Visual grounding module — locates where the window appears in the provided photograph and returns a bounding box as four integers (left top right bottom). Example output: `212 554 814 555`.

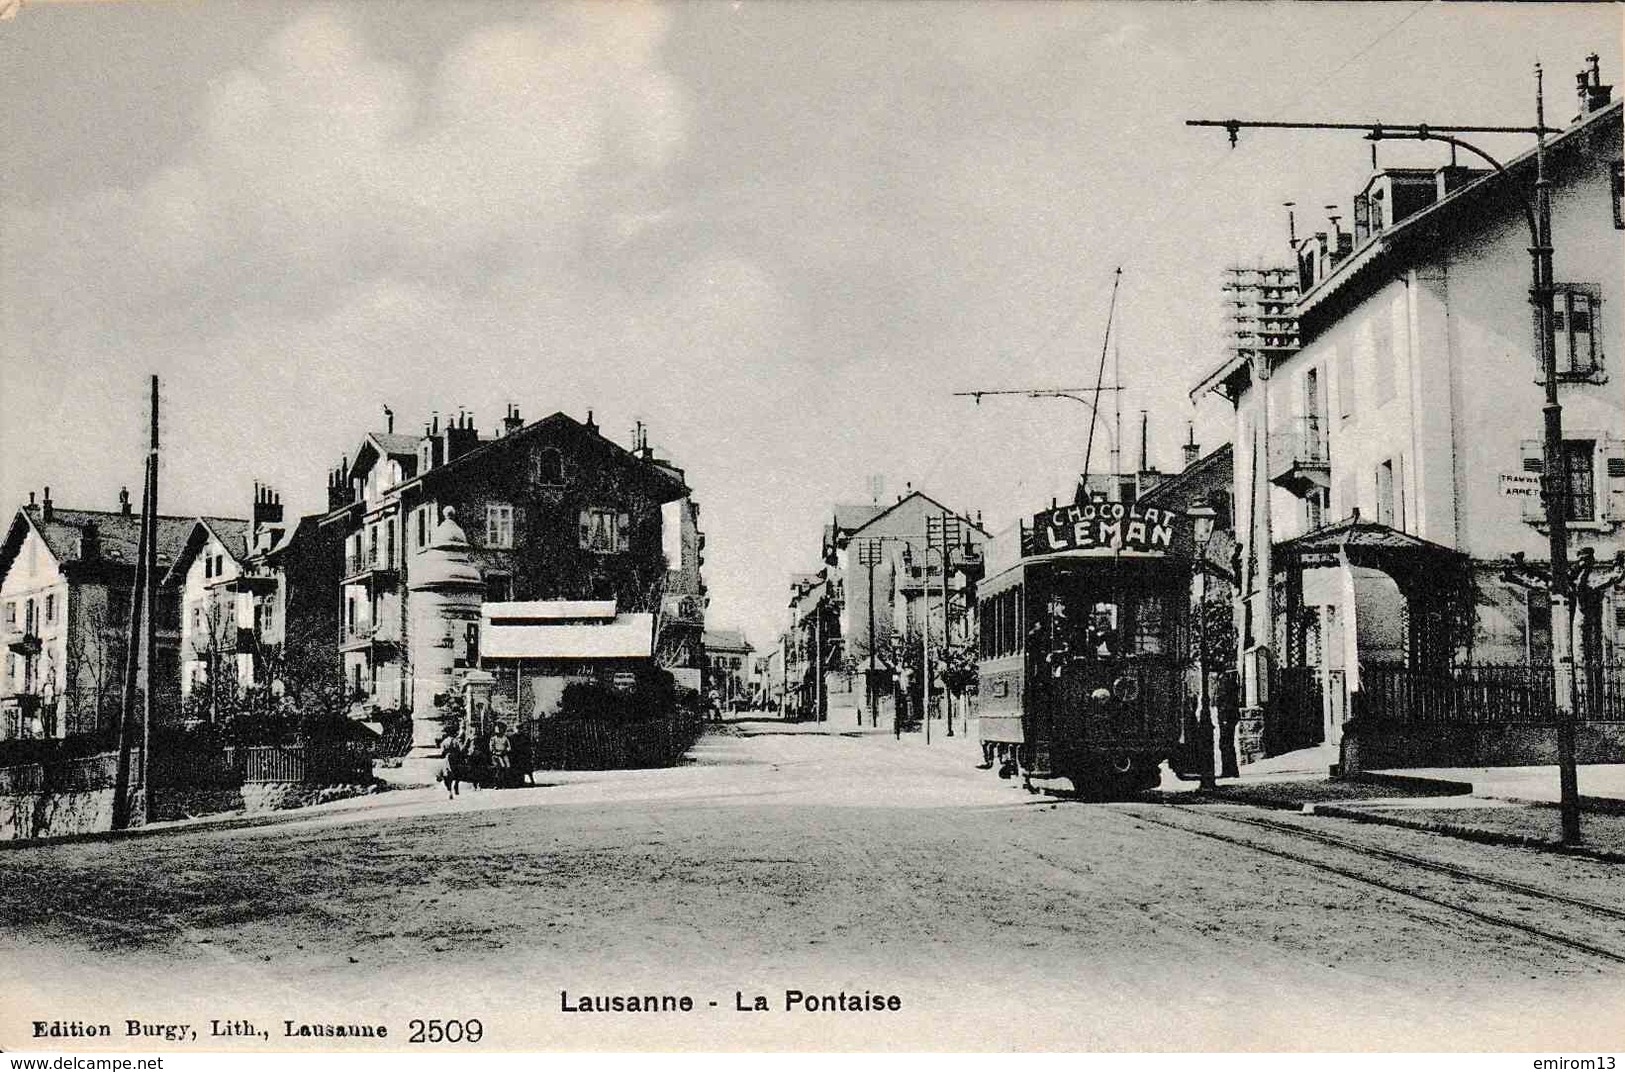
416 507 428 550
1548 286 1602 379
24 599 35 635
44 594 55 624
3 602 13 630
1564 439 1596 522
368 526 379 567
579 508 628 553
1375 460 1396 528
1613 161 1623 230
1336 345 1356 420
484 573 512 603
385 518 395 567
486 504 515 549
535 448 564 486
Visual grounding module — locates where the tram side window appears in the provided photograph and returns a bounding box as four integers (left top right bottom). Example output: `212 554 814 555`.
1131 594 1167 656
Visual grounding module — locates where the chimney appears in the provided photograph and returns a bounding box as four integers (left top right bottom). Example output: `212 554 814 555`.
25 491 36 514
253 481 284 527
1182 422 1200 471
80 520 99 561
442 408 479 462
1138 410 1149 474
118 486 132 516
431 411 440 436
41 487 52 523
1577 53 1612 117
502 403 523 437
585 409 598 434
1284 201 1297 246
383 405 394 434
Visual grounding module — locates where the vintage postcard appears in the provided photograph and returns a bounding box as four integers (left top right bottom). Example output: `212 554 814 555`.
1 0 1623 1058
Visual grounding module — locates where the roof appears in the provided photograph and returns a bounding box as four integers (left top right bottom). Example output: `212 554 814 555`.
479 609 654 660
1295 100 1621 327
1 506 243 582
1274 516 1465 562
484 600 617 622
1137 443 1234 511
1191 98 1623 402
160 516 254 586
327 411 690 524
843 490 991 543
702 629 753 654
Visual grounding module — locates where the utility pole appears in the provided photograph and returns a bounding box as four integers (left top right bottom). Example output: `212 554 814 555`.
857 538 883 730
109 458 149 832
142 375 159 825
1189 65 1579 841
920 520 931 745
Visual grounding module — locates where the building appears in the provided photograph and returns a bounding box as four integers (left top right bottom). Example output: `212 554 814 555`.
790 489 988 726
166 484 342 715
318 406 702 727
1193 61 1623 766
701 629 754 707
0 488 194 739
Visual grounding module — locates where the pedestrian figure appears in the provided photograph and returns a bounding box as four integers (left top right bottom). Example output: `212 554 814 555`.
510 725 535 787
489 721 513 788
437 730 463 800
464 727 489 789
706 688 722 723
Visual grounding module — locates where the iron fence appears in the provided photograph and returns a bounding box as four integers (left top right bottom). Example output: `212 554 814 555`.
1358 663 1625 724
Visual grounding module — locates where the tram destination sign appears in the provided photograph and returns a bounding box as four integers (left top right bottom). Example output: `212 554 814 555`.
1029 501 1192 557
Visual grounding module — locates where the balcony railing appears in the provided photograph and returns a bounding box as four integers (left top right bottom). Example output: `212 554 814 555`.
343 551 400 586
1268 416 1331 497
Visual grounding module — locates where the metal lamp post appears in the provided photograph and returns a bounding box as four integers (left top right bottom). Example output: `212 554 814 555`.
1189 502 1219 791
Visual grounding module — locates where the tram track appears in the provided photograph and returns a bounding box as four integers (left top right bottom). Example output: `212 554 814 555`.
1103 801 1625 967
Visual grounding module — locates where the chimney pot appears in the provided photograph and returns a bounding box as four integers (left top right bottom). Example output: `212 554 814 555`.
118 486 132 515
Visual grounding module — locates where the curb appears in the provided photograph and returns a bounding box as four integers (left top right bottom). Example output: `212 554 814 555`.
1345 771 1475 796
1311 802 1625 864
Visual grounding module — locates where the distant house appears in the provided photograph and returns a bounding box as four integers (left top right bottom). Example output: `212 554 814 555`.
0 488 195 739
701 629 753 706
481 600 656 719
165 484 342 713
318 406 702 721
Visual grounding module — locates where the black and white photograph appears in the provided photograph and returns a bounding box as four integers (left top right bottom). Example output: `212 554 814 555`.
0 0 1622 1057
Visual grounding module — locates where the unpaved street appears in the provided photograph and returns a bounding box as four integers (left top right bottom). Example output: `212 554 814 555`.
3 722 1623 1051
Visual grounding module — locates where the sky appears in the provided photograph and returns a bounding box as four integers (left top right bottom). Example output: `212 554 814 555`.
1 1 1619 651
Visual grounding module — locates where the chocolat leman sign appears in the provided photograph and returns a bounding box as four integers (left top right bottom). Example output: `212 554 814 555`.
1029 501 1192 556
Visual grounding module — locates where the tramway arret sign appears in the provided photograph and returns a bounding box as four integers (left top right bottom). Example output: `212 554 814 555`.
1030 502 1191 556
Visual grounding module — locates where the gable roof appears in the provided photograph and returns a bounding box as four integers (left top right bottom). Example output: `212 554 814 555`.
393 411 690 502
0 506 240 584
161 516 255 586
843 490 991 544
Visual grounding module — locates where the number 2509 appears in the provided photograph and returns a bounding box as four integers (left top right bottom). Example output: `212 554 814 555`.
408 1018 483 1044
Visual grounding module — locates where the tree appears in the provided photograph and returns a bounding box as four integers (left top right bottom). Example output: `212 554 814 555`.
62 599 126 737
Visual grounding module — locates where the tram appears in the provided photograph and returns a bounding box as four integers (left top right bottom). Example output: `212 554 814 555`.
977 499 1194 797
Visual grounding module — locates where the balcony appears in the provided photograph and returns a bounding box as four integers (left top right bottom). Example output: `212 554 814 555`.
342 552 400 588
5 631 41 657
1269 416 1331 498
340 621 403 653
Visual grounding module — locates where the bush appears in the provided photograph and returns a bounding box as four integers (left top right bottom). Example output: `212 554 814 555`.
558 667 681 723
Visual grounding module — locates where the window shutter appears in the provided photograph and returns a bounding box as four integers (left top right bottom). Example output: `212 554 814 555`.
512 506 526 545
1603 438 1625 522
617 512 631 553
578 510 592 549
1520 439 1546 522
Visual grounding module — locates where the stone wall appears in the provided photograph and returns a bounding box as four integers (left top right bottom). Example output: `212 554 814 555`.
0 781 380 842
1341 721 1625 772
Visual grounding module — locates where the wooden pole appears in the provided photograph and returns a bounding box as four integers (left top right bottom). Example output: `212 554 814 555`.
141 375 159 824
110 455 151 831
